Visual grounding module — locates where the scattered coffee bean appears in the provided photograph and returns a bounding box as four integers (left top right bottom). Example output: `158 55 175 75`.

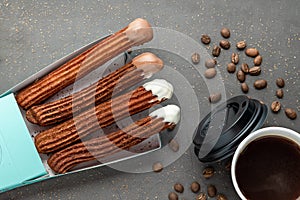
220 27 230 38
276 89 284 98
191 53 200 64
174 183 184 193
190 181 201 193
241 63 249 73
245 48 259 57
203 166 215 179
205 59 217 68
196 193 207 200
236 40 247 50
219 40 231 49
209 93 222 103
217 194 228 200
168 192 178 200
204 68 217 79
201 34 211 44
249 66 261 76
212 45 221 57
241 82 249 93
236 70 246 83
225 160 232 171
152 162 163 172
231 53 239 64
271 101 281 113
253 55 263 66
227 63 236 73
168 139 179 152
207 185 217 197
285 108 297 120
276 78 285 88
254 79 267 89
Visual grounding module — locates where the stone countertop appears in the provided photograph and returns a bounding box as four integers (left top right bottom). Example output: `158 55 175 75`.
0 0 299 199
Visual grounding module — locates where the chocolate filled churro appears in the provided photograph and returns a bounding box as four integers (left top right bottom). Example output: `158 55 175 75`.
26 53 163 126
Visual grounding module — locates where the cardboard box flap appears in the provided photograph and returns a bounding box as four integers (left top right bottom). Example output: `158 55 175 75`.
0 94 46 191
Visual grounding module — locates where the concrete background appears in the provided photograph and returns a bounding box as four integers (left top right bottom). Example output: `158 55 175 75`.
0 0 299 199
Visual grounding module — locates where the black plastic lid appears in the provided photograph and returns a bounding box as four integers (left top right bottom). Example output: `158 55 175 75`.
193 95 268 163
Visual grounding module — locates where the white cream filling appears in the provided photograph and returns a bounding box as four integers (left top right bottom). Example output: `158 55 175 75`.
150 105 181 124
143 79 173 101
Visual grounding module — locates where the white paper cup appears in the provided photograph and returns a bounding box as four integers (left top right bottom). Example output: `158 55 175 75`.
231 127 300 200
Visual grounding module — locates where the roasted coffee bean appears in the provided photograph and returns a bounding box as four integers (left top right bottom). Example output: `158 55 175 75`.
231 53 239 64
245 48 259 57
190 181 201 193
276 78 285 88
249 66 261 76
191 53 200 64
254 79 267 89
207 185 217 197
241 82 249 93
174 183 184 193
168 192 178 200
196 193 207 200
220 27 230 38
271 101 281 113
227 63 236 73
236 70 246 83
285 108 297 120
204 68 217 79
168 139 179 152
276 89 284 98
203 166 215 178
217 194 228 200
219 40 231 49
201 34 211 44
212 45 221 57
253 55 263 66
152 162 163 172
236 41 247 50
209 93 222 103
205 59 217 68
241 63 249 73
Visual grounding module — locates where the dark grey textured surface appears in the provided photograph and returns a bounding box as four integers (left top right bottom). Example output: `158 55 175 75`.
0 0 299 199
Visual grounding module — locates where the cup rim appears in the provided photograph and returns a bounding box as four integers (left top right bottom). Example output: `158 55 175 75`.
231 126 300 200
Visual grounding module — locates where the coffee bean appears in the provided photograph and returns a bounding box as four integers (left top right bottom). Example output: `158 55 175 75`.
203 166 215 179
201 34 211 44
236 70 246 83
276 78 285 88
191 53 200 64
152 162 163 172
168 139 179 152
209 93 222 103
212 45 221 57
245 48 259 57
241 82 249 93
196 193 207 200
205 59 217 68
249 66 261 76
168 192 178 200
231 53 239 64
220 27 230 38
227 63 236 73
190 181 200 193
217 194 228 200
174 183 184 193
276 89 284 98
271 101 281 113
253 55 263 66
219 40 231 49
285 108 297 120
241 63 249 73
204 68 217 79
236 41 247 50
254 79 267 89
207 185 217 197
